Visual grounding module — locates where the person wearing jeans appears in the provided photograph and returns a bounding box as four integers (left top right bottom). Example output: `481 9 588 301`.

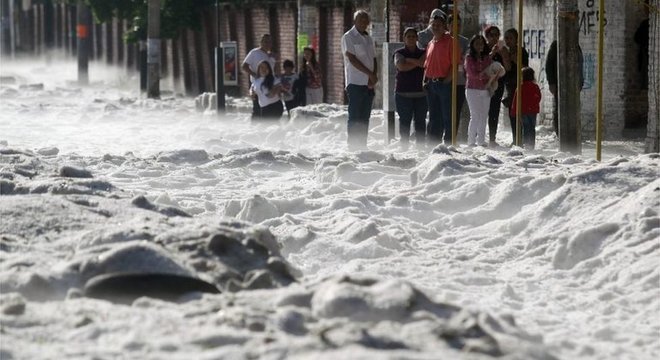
394 27 427 148
341 10 377 150
510 67 541 149
423 13 453 145
484 26 507 146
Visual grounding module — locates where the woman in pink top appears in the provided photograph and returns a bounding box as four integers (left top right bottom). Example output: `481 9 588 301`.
464 35 503 146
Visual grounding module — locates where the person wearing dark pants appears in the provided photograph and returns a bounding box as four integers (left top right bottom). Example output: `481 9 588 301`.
242 34 277 121
394 27 427 148
250 61 283 121
488 81 505 144
346 84 374 145
484 25 507 146
545 40 584 136
396 94 427 147
502 28 529 146
423 13 454 145
426 80 452 144
341 10 378 150
510 67 541 149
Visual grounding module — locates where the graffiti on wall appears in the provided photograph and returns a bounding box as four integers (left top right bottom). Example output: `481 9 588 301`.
481 5 501 30
523 29 546 60
582 52 596 90
580 0 608 35
460 0 479 30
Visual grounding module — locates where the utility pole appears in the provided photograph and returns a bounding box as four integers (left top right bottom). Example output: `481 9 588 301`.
147 0 160 99
76 1 91 85
557 0 582 154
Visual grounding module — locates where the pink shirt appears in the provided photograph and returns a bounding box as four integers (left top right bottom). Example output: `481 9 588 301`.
464 55 492 90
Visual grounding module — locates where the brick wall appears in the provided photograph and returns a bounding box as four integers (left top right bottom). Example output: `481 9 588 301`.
478 0 649 140
235 8 250 95
276 6 297 71
324 6 350 105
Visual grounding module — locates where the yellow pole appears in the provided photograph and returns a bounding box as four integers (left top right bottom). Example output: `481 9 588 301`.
451 2 459 146
596 0 605 161
516 0 523 147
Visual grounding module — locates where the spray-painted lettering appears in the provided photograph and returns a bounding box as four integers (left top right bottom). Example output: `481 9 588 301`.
523 29 546 60
580 0 607 35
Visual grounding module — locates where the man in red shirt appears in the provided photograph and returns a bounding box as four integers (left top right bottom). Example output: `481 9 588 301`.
424 13 454 145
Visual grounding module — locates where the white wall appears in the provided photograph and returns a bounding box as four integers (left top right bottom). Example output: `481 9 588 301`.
477 0 651 140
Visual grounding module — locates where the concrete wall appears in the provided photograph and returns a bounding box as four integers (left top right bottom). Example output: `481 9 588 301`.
477 0 652 141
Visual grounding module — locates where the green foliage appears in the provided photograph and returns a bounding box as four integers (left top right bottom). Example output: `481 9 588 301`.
61 0 214 43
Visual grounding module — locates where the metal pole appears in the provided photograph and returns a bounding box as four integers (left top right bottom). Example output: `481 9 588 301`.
139 40 147 92
147 0 160 99
386 0 395 144
385 0 389 41
9 0 14 58
451 1 459 146
76 0 90 85
215 0 225 113
515 0 523 146
596 0 604 161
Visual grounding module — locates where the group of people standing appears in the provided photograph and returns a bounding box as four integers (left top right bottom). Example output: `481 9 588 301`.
241 34 324 120
393 8 541 150
340 8 541 151
242 9 545 151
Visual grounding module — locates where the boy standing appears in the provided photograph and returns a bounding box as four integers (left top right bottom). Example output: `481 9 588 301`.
280 59 299 116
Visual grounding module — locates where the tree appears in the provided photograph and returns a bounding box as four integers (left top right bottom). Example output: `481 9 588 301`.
60 0 214 42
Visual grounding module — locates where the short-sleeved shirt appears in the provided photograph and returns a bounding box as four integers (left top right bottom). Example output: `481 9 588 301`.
242 48 276 83
279 73 298 102
341 26 376 87
464 55 493 90
424 33 453 79
251 77 282 107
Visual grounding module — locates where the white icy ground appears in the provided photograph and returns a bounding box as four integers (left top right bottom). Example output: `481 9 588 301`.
0 59 659 360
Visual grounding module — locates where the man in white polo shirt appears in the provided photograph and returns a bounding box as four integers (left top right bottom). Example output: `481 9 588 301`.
341 10 377 150
242 34 277 120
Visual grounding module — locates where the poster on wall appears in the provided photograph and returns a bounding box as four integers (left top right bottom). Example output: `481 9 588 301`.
221 41 238 86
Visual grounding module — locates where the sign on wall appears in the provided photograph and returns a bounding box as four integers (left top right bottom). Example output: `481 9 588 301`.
221 41 238 86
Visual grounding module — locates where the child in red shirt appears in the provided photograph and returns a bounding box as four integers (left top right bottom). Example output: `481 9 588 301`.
510 67 541 149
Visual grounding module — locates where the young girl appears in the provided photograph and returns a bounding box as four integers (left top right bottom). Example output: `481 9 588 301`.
300 47 323 105
510 67 541 149
464 34 502 147
249 60 283 120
